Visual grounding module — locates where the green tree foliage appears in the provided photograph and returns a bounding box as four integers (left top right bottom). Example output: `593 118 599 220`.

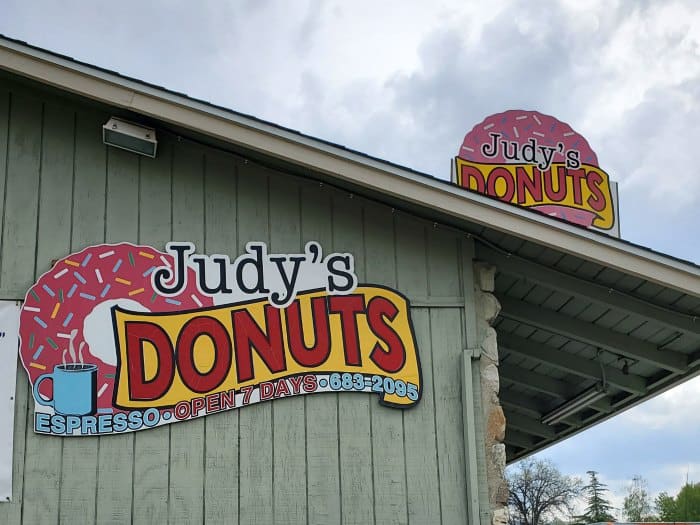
623 475 655 522
655 482 700 521
578 470 615 523
655 491 676 521
507 458 583 525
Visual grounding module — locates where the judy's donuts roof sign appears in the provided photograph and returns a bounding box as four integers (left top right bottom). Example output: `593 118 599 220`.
454 110 619 235
19 242 421 437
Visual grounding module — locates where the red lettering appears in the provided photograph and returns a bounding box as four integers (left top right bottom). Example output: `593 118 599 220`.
176 316 232 394
288 376 304 394
286 297 331 367
220 389 236 409
124 321 174 402
543 167 567 202
486 167 515 201
460 164 485 192
586 170 607 212
275 378 291 398
174 401 190 420
568 168 587 205
191 397 205 416
328 295 366 366
366 297 406 373
260 381 274 400
303 375 317 393
233 305 286 383
241 385 254 405
206 393 220 413
515 166 542 204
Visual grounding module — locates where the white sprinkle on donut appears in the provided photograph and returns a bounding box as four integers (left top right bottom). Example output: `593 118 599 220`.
98 383 109 398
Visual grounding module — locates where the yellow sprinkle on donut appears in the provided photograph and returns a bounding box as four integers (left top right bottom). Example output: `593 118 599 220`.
115 277 131 285
128 288 145 296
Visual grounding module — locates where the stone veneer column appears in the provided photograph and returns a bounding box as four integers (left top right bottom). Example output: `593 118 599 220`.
474 262 508 525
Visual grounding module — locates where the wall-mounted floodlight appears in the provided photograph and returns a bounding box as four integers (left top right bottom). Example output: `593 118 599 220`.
541 384 608 426
103 117 157 157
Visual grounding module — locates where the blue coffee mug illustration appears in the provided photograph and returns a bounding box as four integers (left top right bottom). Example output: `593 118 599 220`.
33 364 98 416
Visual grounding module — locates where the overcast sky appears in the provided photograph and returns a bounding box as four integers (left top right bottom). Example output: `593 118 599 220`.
2 0 699 515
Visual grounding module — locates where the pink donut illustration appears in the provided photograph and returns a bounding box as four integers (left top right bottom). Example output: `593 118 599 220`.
458 110 602 227
20 243 214 414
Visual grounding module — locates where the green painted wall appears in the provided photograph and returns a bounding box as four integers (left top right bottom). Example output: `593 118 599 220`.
0 77 481 524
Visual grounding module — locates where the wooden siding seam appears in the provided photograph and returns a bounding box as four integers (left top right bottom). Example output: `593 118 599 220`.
304 393 310 525
102 147 109 245
166 144 174 525
268 176 276 525
0 91 10 289
20 98 43 521
68 111 76 250
428 311 444 523
201 150 208 525
235 159 241 525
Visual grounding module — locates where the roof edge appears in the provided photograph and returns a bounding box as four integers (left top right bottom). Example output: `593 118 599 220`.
1 36 699 296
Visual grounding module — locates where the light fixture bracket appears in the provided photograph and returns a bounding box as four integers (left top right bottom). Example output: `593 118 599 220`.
541 384 608 426
102 117 157 158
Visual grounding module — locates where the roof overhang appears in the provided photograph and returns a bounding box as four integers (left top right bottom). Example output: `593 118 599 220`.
1 35 699 462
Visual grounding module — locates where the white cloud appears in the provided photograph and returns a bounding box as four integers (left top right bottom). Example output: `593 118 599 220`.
617 376 700 430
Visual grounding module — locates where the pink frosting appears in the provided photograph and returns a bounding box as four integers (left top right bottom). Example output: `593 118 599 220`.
458 109 598 167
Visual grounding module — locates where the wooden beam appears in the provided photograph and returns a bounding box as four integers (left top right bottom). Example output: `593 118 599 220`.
499 332 647 395
477 244 700 336
500 363 569 399
505 429 539 450
504 410 556 439
499 363 612 413
499 296 688 373
499 390 544 419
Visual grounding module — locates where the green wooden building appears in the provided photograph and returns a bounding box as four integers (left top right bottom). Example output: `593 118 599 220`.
0 36 698 525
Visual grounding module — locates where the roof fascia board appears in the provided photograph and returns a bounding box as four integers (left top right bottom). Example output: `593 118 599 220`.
1 38 699 296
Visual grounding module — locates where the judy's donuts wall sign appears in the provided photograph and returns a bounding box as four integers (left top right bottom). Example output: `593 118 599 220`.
19 242 421 436
454 110 619 235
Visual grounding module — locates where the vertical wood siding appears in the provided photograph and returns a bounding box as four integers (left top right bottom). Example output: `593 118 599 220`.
0 80 474 524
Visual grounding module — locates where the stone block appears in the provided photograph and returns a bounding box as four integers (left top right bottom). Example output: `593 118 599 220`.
477 291 501 324
492 506 509 525
481 362 500 396
486 404 506 443
480 327 499 363
475 261 497 292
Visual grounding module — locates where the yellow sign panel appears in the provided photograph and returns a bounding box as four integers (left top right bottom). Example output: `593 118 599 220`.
455 158 615 230
113 287 421 410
